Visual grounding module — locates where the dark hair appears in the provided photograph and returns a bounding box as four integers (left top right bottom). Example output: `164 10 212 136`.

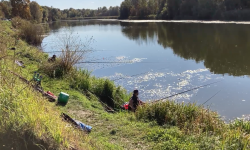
133 90 139 94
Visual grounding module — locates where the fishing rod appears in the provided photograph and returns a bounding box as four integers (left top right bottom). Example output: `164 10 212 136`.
76 61 159 64
86 90 114 112
77 61 133 64
42 50 94 53
151 80 222 103
201 90 221 106
112 67 168 81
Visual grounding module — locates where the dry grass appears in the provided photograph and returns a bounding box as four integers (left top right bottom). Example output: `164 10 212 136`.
40 31 94 78
0 20 14 57
55 31 94 73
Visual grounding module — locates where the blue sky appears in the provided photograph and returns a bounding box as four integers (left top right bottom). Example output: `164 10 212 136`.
34 0 123 9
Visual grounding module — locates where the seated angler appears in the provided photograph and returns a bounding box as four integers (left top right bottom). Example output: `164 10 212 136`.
48 55 56 63
129 90 145 112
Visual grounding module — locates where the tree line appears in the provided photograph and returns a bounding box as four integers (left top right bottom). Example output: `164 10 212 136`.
120 0 250 20
2 0 250 22
0 0 120 23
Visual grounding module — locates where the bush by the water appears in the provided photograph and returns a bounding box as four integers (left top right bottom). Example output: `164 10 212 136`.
69 69 129 109
137 101 250 149
11 17 44 45
136 101 224 134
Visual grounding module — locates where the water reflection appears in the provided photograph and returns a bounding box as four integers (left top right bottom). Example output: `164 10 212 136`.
121 22 250 76
48 20 120 32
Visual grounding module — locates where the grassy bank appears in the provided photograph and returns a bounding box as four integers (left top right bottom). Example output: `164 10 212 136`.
1 19 250 150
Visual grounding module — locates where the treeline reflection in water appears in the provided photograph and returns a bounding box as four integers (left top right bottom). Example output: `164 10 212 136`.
121 22 250 77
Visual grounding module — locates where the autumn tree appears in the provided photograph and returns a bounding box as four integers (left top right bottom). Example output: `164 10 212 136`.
11 0 31 19
0 5 4 18
30 1 43 23
0 1 12 18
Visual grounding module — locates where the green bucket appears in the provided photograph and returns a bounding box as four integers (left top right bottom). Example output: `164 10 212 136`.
58 92 69 104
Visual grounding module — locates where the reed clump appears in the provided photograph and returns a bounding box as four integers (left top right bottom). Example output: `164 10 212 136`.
136 101 225 134
68 69 129 109
139 101 250 149
39 59 65 78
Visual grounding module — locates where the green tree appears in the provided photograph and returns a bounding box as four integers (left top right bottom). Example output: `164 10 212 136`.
0 1 11 18
49 8 61 21
42 7 49 22
166 0 181 19
30 1 43 23
120 0 131 19
148 0 156 14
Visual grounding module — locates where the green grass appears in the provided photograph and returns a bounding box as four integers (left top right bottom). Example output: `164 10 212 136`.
1 19 250 150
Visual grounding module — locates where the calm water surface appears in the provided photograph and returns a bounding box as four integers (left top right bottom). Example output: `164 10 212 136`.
42 20 250 120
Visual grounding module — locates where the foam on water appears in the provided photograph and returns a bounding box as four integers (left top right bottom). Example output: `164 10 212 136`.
105 68 221 102
81 56 147 71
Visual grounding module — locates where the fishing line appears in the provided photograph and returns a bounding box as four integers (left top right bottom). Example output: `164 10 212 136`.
151 80 222 103
201 90 221 106
77 61 133 64
42 50 94 53
112 67 168 81
76 61 159 64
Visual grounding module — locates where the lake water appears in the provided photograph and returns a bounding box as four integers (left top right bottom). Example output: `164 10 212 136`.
42 20 250 121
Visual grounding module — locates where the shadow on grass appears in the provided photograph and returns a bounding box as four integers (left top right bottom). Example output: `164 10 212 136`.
0 130 52 150
56 102 68 107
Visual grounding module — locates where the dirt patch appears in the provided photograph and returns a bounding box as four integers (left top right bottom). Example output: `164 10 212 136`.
68 110 94 120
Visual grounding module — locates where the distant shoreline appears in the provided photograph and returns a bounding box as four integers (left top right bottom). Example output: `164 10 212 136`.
118 19 250 24
60 19 250 24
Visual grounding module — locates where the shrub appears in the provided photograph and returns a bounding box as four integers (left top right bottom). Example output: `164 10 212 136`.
230 119 250 134
68 68 91 90
12 17 44 45
40 31 94 78
55 31 94 73
67 69 129 109
39 59 65 78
